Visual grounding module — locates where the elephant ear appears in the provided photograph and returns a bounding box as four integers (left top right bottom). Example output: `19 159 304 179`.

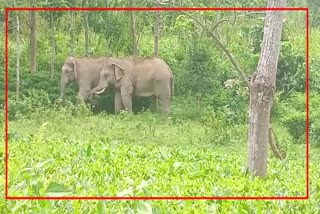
112 63 125 81
66 57 78 80
71 58 78 80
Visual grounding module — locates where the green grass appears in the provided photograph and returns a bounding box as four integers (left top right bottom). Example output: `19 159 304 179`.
0 107 318 213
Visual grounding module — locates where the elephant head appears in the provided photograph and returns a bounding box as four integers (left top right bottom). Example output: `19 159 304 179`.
58 57 78 100
91 58 125 95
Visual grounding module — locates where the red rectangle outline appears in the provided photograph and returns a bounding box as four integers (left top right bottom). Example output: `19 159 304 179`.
4 7 309 201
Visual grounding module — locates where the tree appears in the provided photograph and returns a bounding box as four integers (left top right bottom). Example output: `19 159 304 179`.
69 11 75 56
154 8 160 57
129 0 138 56
49 12 55 80
82 0 90 56
247 0 286 177
29 0 36 73
14 0 21 101
159 1 284 169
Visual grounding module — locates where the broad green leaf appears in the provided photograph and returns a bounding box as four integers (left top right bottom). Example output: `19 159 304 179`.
35 159 54 169
11 200 29 213
137 180 149 190
86 144 92 157
173 162 183 169
44 182 71 196
117 188 133 197
125 177 134 186
137 201 153 214
207 203 217 214
97 201 107 214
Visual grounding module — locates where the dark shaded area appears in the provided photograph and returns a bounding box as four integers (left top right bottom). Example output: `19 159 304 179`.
92 91 152 114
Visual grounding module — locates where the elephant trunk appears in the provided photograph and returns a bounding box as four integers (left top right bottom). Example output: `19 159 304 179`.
59 77 68 100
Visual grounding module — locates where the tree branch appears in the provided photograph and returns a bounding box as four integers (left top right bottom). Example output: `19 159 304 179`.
158 0 283 160
269 126 284 160
212 19 229 31
156 0 250 87
177 9 250 88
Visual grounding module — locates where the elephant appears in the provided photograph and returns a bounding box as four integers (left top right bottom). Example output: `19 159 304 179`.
58 56 108 103
90 57 174 114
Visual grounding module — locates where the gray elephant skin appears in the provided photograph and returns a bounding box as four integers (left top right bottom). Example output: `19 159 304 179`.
59 56 107 102
91 57 174 114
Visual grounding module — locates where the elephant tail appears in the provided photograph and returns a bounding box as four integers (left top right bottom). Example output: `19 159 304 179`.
170 77 174 100
167 65 174 101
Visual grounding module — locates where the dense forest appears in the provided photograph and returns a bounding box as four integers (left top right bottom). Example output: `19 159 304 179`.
1 0 320 212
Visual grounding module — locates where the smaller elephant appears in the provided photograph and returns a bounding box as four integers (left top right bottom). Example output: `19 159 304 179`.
58 56 107 103
91 57 174 114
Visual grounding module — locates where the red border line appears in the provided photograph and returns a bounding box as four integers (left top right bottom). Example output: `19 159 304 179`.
5 8 9 200
6 196 308 200
305 8 309 199
5 7 309 201
6 7 308 11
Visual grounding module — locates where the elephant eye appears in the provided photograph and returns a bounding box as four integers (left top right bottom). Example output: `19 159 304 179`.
66 62 74 67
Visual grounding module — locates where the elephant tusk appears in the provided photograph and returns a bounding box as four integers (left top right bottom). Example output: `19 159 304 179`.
94 88 106 95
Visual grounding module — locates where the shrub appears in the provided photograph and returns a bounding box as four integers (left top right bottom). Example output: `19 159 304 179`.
278 92 306 143
310 93 320 146
277 40 306 97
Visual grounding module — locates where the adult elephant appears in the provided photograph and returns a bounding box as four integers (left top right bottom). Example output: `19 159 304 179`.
90 57 174 114
58 56 107 103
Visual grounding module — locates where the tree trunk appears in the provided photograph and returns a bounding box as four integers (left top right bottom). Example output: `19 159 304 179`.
29 0 36 73
82 0 90 56
50 12 55 80
154 10 160 57
14 0 20 102
247 0 286 177
70 11 75 56
129 0 138 56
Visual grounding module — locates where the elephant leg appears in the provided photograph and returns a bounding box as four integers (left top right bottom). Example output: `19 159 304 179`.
88 94 96 110
159 96 170 115
151 96 159 112
156 81 171 115
77 84 91 104
114 90 124 113
121 94 133 113
120 79 134 113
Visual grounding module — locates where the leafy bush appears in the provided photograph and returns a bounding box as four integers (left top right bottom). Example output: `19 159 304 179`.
277 40 306 97
278 92 306 143
6 106 306 200
310 93 320 146
177 38 224 96
310 57 320 93
277 92 319 145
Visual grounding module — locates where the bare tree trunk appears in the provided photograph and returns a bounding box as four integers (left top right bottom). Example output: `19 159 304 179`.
50 12 55 80
70 11 75 56
29 0 36 73
247 0 286 177
82 0 90 56
154 10 160 57
14 0 20 102
129 0 138 56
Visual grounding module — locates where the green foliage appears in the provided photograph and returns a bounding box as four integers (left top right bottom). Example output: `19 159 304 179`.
0 104 315 212
90 11 132 55
276 91 320 146
4 7 313 126
2 4 317 212
277 93 306 143
6 107 305 196
277 40 306 97
310 93 320 146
